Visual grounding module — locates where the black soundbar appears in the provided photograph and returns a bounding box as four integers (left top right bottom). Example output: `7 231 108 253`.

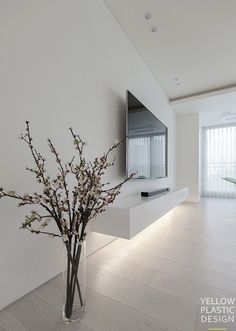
141 188 169 197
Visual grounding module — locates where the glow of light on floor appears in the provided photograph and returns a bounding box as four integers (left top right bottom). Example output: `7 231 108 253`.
93 205 188 277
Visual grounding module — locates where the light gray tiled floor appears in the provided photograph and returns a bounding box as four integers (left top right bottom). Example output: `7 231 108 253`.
0 198 236 331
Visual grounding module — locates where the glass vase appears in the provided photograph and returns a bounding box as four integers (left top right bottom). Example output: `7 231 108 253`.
62 238 86 322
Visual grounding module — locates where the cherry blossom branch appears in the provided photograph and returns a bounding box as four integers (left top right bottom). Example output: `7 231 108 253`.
0 121 134 243
47 139 73 228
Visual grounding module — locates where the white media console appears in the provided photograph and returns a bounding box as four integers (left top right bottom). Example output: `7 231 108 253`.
93 187 189 239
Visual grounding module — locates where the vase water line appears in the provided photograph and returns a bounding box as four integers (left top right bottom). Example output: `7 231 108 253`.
63 239 86 322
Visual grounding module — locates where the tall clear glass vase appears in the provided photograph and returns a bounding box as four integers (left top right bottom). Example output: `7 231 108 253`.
62 238 86 322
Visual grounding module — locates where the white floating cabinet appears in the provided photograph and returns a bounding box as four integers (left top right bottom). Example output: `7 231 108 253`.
92 187 189 239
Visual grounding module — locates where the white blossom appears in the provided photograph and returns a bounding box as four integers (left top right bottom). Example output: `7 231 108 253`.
0 121 134 242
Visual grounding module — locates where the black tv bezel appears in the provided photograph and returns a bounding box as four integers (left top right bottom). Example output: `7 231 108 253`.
126 90 168 179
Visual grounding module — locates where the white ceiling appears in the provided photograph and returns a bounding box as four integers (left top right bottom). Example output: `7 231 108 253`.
172 89 236 115
104 0 236 101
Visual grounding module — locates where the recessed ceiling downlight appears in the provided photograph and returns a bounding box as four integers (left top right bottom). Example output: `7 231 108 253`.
173 77 181 85
221 111 236 120
145 12 152 19
151 26 157 32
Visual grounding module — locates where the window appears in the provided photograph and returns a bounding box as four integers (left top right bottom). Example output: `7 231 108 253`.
202 124 236 198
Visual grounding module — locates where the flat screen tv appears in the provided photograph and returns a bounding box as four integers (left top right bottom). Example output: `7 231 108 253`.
126 91 168 179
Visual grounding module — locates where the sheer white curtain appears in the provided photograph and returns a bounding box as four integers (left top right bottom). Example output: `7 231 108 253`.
151 135 166 177
128 134 166 178
202 124 236 198
128 136 150 178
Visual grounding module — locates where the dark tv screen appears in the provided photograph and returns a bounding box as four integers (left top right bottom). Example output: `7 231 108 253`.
126 91 168 179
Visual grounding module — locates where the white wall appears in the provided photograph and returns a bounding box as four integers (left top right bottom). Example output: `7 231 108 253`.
0 0 175 309
176 114 200 202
